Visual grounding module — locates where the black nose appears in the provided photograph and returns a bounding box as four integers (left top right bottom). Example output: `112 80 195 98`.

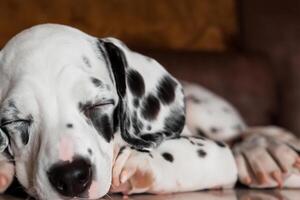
47 157 93 197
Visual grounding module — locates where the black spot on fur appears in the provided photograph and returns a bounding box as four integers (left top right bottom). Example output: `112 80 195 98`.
20 129 29 145
216 141 226 148
66 123 73 128
162 152 174 162
196 128 206 137
133 98 140 108
197 149 207 158
99 115 113 142
90 112 113 142
141 94 160 121
91 77 103 87
196 143 204 146
157 76 177 105
147 125 152 131
83 56 92 68
210 127 220 134
189 140 195 145
164 108 185 135
127 70 145 97
88 148 93 155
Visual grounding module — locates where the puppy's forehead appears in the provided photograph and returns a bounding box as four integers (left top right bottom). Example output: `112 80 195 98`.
1 24 109 79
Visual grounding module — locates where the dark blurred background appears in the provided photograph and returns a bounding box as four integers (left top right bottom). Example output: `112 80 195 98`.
0 0 300 135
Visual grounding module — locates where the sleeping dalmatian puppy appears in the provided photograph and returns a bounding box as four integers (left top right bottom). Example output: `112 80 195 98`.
0 24 299 199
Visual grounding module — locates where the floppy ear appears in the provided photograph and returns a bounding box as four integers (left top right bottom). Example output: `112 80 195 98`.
99 38 186 150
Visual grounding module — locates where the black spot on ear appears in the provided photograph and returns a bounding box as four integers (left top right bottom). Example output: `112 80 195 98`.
141 94 160 121
83 56 92 68
162 152 174 162
66 123 73 128
133 98 140 108
210 127 220 134
90 77 103 87
157 76 177 105
164 108 185 135
127 70 145 97
196 128 206 137
216 141 226 148
197 149 207 158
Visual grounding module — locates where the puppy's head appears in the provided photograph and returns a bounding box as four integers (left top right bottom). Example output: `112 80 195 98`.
0 24 185 199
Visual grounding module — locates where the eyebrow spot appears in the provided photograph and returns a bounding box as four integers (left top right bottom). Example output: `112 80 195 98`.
161 152 174 163
83 56 92 68
91 77 104 87
88 148 93 155
66 123 73 128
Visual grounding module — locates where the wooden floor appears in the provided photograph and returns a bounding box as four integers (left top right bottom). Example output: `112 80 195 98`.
1 189 300 200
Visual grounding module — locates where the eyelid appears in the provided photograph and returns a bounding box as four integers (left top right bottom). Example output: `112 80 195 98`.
83 99 115 111
0 119 32 127
94 99 115 107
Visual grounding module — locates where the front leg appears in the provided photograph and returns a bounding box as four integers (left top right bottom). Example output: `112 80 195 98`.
111 136 237 195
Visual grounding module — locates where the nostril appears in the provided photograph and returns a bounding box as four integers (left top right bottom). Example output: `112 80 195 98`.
47 157 93 197
76 169 91 184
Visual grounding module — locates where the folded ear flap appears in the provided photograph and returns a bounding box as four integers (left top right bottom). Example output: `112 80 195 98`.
0 128 9 153
100 38 186 150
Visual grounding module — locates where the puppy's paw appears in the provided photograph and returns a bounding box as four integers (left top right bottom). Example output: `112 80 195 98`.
110 147 155 195
234 126 300 188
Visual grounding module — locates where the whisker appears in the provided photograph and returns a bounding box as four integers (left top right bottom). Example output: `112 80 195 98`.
105 193 114 200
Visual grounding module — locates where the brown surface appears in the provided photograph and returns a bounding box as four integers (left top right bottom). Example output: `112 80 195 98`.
0 0 237 51
240 0 300 135
2 189 300 200
143 50 277 126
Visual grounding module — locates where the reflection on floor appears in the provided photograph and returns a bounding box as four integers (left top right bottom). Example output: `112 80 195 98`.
1 189 300 200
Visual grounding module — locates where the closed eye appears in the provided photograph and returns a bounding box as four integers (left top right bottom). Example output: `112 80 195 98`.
0 119 32 127
83 99 115 118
